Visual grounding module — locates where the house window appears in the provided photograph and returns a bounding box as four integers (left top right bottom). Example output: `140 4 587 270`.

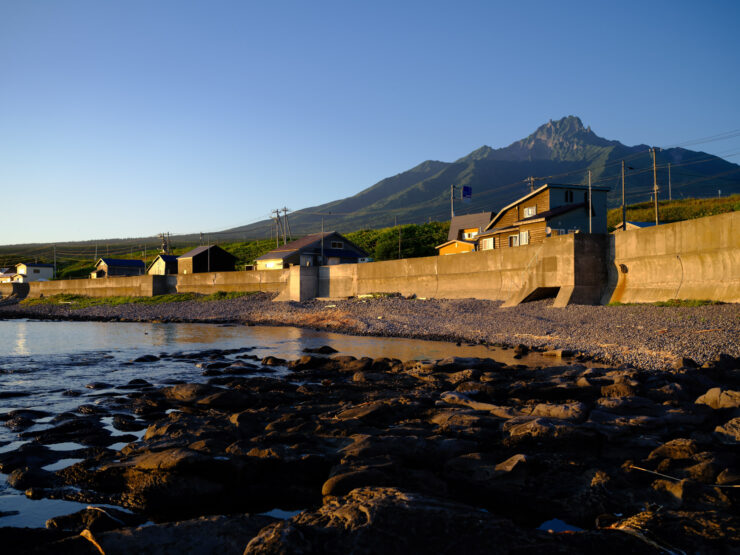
479 238 494 250
508 235 519 247
331 241 344 249
523 206 536 218
462 231 478 240
33 269 40 274
565 191 574 203
519 230 529 245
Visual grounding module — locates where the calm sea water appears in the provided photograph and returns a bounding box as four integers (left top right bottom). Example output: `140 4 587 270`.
1 318 554 528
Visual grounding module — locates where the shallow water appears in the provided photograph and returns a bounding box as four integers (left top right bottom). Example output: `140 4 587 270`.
0 319 587 528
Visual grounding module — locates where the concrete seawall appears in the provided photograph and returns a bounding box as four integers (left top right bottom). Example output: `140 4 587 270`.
176 269 289 295
313 234 606 307
0 275 171 299
603 211 740 304
1 212 737 306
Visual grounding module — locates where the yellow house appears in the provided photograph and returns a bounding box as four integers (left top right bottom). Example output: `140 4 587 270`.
436 211 493 255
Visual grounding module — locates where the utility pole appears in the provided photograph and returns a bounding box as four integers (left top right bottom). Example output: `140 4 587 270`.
207 235 210 273
320 216 324 265
588 170 592 234
668 163 672 201
621 161 626 231
528 176 535 193
94 242 97 262
282 207 292 242
651 148 660 225
450 185 455 219
272 209 284 246
53 245 56 278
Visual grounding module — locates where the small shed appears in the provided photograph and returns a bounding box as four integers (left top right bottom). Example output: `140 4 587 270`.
256 232 369 270
91 258 146 279
147 254 179 275
178 245 236 274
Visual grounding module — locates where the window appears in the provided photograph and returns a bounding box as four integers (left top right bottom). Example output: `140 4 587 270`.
33 269 40 274
463 231 478 240
523 206 537 218
565 190 574 203
519 230 529 245
330 241 344 249
508 235 519 247
479 238 494 250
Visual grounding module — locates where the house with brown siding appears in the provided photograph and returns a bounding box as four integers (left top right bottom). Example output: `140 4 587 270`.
478 183 609 250
255 232 369 270
436 211 493 255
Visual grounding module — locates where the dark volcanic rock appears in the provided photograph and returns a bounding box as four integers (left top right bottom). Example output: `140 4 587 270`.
244 487 649 554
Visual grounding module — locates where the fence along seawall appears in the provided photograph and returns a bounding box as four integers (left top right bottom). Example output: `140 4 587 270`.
1 212 737 306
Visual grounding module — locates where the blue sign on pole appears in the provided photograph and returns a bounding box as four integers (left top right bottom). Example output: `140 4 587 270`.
462 186 472 203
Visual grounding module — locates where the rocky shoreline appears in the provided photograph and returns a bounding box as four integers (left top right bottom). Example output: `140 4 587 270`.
1 342 739 553
1 293 739 370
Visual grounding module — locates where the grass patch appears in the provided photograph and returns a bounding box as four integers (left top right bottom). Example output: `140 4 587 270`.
608 299 723 307
21 291 256 309
607 194 739 231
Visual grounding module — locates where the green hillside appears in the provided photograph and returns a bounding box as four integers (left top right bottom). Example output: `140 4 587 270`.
607 194 740 230
223 116 740 238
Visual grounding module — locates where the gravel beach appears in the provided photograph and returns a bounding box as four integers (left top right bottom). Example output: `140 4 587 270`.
2 293 738 370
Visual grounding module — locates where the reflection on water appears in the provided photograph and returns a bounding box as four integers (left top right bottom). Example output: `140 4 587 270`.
0 319 601 529
13 320 29 356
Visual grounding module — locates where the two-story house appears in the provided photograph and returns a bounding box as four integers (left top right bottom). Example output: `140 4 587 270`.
435 211 493 255
477 183 609 250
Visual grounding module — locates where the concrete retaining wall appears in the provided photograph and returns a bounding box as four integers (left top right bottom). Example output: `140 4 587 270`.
314 234 597 305
603 211 740 304
4 275 170 299
176 269 289 295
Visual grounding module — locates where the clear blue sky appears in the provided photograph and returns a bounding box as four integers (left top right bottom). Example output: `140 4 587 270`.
1 0 739 244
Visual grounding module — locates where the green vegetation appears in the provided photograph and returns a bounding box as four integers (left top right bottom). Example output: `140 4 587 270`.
608 299 723 308
607 194 739 230
21 291 255 309
219 239 278 268
346 221 449 261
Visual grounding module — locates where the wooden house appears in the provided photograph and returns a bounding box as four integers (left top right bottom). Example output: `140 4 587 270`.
91 258 146 278
146 254 179 275
436 211 493 255
177 245 236 274
477 183 609 250
255 232 369 270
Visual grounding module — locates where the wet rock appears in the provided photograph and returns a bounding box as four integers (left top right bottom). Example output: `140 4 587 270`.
647 438 698 461
261 356 286 366
8 466 57 490
78 404 108 415
111 414 146 432
133 354 159 363
304 345 338 354
161 383 219 403
46 506 147 533
47 514 275 555
4 415 35 431
321 467 391 496
695 388 740 410
86 382 113 390
244 487 647 554
714 417 740 444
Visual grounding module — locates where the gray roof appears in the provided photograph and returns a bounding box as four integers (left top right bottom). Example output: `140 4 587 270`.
178 245 236 260
257 232 367 261
447 211 494 241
